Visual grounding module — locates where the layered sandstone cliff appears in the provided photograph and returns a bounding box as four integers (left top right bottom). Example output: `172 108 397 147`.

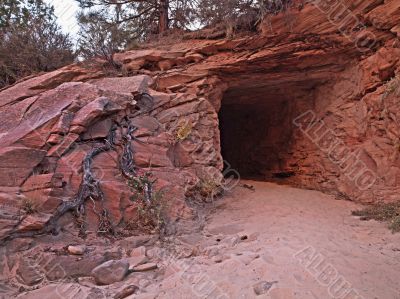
0 0 400 242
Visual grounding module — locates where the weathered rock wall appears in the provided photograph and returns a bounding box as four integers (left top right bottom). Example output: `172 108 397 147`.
0 73 222 240
0 0 399 240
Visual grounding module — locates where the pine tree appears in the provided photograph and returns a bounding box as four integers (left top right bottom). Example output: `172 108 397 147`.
0 0 75 88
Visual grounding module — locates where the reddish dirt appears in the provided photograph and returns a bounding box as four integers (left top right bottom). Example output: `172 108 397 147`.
188 181 400 298
8 181 400 298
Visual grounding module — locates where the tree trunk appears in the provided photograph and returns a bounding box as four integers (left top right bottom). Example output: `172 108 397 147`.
159 0 169 33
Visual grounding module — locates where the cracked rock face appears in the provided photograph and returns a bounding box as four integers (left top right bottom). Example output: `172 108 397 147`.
0 0 399 242
0 73 222 240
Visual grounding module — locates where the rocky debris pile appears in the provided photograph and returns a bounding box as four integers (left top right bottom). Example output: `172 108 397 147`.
0 207 273 299
1 234 159 298
2 226 261 298
4 181 400 298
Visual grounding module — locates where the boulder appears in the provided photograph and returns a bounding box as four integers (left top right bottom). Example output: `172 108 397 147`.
43 254 105 281
91 260 129 285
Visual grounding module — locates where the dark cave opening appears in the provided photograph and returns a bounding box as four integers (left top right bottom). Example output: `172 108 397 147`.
218 83 316 181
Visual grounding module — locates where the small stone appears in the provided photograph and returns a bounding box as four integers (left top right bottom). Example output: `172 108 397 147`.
253 281 278 295
77 276 96 287
181 247 194 258
91 260 129 285
132 262 158 272
67 245 86 255
113 285 139 299
125 254 148 270
130 246 146 257
212 255 223 263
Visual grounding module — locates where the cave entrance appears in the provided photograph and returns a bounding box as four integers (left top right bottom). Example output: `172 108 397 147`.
218 82 315 182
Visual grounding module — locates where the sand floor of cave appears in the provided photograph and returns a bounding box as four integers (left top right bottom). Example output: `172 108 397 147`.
151 181 400 299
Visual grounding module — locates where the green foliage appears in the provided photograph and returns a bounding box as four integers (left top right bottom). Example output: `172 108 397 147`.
76 0 194 39
127 172 166 233
0 0 75 88
75 0 295 59
0 0 53 29
77 10 129 66
352 201 400 233
196 0 294 34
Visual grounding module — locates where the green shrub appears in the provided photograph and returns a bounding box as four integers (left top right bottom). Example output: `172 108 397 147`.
127 172 166 233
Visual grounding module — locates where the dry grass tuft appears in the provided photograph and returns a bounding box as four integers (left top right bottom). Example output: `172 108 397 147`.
352 201 400 233
20 198 37 215
383 75 400 99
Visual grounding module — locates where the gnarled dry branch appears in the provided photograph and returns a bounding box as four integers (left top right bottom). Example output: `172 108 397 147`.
46 124 117 235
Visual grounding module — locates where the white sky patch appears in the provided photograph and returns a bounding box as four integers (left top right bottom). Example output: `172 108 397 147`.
45 0 80 39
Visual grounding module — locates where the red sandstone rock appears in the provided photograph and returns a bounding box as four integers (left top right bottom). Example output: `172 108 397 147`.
16 213 52 232
82 118 113 140
47 133 80 158
90 75 153 95
0 0 399 242
0 203 21 240
0 147 46 187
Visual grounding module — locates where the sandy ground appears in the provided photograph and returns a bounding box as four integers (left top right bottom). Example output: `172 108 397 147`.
146 181 400 299
14 181 400 299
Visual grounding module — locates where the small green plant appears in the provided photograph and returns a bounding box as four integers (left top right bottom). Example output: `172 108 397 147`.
352 201 400 233
127 172 166 233
21 198 37 215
